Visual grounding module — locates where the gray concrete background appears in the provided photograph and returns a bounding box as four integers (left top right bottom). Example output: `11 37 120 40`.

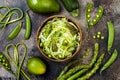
0 0 120 80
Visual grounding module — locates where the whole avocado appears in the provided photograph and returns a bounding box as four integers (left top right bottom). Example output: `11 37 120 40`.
26 0 60 13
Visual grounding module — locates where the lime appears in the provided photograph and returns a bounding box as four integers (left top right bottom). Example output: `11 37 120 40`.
27 57 46 75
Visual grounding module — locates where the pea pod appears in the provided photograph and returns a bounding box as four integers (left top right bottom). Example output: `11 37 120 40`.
107 21 115 52
0 52 11 71
24 11 31 40
7 22 22 40
100 49 118 74
86 3 104 29
61 0 79 17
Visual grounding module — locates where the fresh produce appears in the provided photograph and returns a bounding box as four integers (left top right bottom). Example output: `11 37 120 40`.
39 17 80 60
5 42 30 80
7 22 22 40
0 6 23 40
86 3 104 29
82 48 90 59
57 43 99 80
100 49 118 74
57 60 81 78
0 52 11 71
26 0 60 13
77 53 104 80
92 31 105 40
57 64 89 80
24 11 31 40
61 0 79 17
27 57 46 75
107 21 115 53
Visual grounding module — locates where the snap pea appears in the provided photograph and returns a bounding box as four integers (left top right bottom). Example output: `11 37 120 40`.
77 53 105 80
7 22 22 40
100 49 118 74
0 52 11 71
24 11 31 40
107 21 115 53
86 3 104 29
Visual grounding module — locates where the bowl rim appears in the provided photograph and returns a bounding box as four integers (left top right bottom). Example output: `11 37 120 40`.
36 15 82 62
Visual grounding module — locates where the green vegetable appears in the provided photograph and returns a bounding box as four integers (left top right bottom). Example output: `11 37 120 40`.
100 49 118 74
0 6 23 36
24 11 31 40
57 60 80 78
67 69 88 80
61 0 79 17
39 17 80 60
86 3 104 29
0 52 11 71
77 53 104 80
57 65 89 80
57 43 99 80
26 0 60 13
89 43 99 67
27 57 46 75
7 22 22 40
107 21 115 53
5 42 30 80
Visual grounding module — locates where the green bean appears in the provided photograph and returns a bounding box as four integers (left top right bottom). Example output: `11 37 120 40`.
107 21 115 52
77 53 105 80
7 22 22 40
5 42 30 80
0 7 23 24
100 49 118 74
24 11 31 40
86 3 104 29
0 52 11 71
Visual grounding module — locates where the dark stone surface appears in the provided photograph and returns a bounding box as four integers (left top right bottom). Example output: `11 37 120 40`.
0 0 120 80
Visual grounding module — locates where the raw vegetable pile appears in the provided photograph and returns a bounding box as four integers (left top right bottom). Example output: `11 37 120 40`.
39 17 80 59
0 0 119 80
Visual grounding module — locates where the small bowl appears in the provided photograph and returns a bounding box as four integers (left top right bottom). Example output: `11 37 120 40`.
36 15 82 62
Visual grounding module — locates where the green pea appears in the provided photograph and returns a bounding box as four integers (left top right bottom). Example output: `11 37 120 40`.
93 35 96 39
97 31 101 35
97 35 100 38
0 54 3 58
101 36 105 40
2 59 5 62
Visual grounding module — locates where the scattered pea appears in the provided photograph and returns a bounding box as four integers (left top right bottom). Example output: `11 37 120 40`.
101 36 105 40
97 31 101 35
97 35 100 38
93 35 96 39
